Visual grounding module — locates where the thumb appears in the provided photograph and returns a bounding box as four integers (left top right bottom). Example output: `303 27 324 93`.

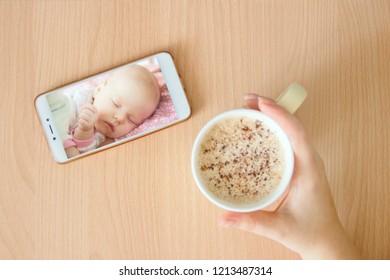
244 94 307 148
244 94 314 166
219 210 282 239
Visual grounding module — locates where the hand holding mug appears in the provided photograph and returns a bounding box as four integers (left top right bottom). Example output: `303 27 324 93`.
218 93 361 259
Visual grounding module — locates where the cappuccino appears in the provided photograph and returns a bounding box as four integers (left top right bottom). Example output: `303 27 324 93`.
197 117 285 205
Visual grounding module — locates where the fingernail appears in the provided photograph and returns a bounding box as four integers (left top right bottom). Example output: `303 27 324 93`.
244 94 275 105
257 97 275 105
218 218 238 228
243 94 259 101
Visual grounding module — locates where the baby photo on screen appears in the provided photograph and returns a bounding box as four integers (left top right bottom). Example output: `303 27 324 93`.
46 57 178 158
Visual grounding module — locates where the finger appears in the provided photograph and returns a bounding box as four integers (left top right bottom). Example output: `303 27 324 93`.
89 104 98 113
84 110 95 120
82 108 97 121
244 94 314 163
80 115 95 126
244 95 307 145
78 119 89 129
83 104 98 114
79 112 91 122
243 93 264 110
218 210 281 239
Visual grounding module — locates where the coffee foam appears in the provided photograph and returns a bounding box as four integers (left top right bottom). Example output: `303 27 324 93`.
197 117 285 205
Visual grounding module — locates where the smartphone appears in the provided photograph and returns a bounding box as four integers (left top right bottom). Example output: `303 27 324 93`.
35 52 191 163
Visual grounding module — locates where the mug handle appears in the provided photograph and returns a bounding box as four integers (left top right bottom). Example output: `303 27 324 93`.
275 83 308 114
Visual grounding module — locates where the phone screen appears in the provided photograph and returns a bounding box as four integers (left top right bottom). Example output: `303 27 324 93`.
44 56 180 159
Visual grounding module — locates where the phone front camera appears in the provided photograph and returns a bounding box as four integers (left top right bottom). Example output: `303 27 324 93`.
53 137 56 141
46 118 49 121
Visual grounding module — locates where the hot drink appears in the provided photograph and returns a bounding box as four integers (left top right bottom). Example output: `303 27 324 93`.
197 116 285 205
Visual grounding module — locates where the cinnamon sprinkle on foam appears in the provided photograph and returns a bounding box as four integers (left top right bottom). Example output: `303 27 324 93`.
198 117 285 204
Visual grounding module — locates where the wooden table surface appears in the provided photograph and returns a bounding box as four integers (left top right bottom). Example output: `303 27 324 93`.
1 0 389 260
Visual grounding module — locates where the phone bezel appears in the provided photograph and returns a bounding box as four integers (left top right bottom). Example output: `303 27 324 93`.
34 51 191 163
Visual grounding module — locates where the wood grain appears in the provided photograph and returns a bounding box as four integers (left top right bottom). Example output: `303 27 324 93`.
0 0 389 259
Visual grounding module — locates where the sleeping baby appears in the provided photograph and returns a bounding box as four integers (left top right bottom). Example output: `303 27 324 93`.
60 65 161 158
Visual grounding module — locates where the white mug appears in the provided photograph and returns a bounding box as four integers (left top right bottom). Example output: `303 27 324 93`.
191 83 307 212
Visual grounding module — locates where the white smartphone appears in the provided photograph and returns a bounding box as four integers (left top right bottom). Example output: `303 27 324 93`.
35 52 191 163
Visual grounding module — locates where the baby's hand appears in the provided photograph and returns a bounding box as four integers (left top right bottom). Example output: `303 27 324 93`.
78 104 98 132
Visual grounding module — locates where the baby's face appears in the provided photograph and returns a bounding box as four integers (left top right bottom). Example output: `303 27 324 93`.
92 65 160 138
